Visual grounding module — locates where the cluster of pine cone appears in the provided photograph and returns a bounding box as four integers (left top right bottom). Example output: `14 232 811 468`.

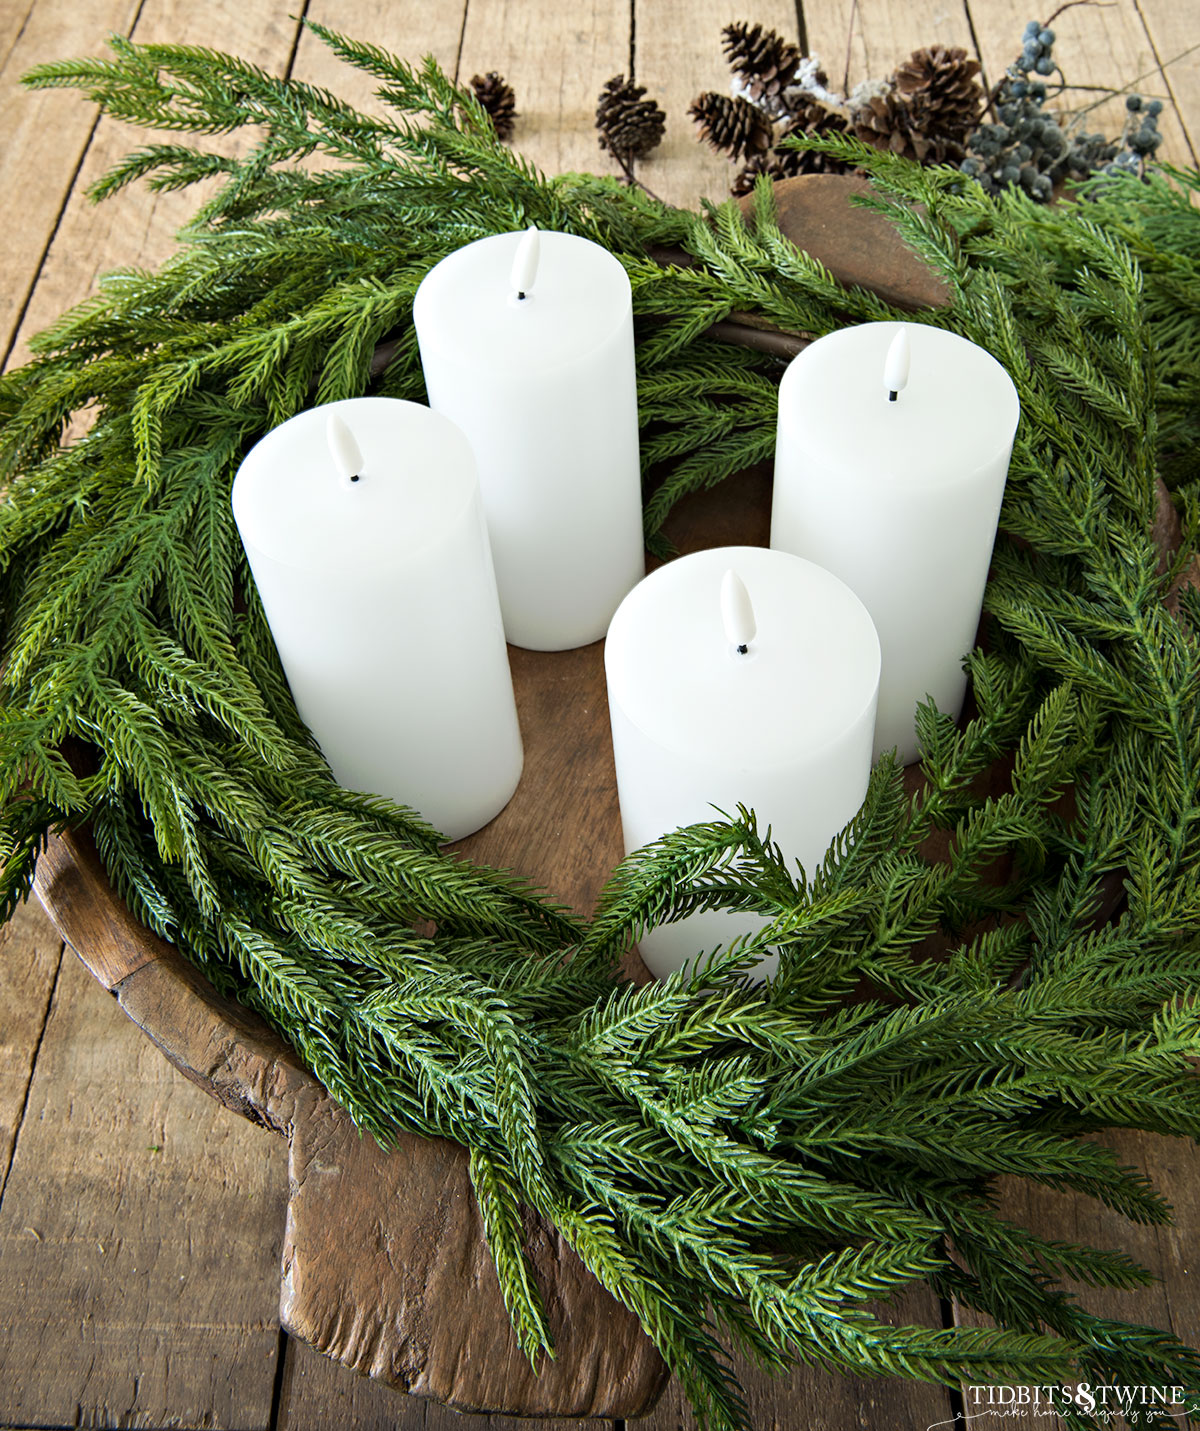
469 69 669 172
689 22 985 195
471 21 1163 205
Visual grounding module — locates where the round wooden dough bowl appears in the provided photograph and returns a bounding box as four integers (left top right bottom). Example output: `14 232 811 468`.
35 176 1179 1419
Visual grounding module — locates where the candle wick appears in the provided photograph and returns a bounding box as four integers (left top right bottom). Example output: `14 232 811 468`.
350 473 360 482
516 290 526 301
888 389 898 402
736 643 749 655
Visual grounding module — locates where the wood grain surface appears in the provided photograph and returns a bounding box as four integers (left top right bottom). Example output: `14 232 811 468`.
0 946 285 1430
0 899 63 1191
280 1084 662 1419
957 1132 1200 1431
0 0 141 360
2 1 1199 1429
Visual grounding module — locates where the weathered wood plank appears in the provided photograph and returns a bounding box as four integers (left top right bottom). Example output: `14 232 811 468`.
0 0 141 364
293 0 468 115
457 0 629 181
964 0 1193 170
0 898 63 1192
0 950 286 1429
458 641 624 919
634 0 800 209
277 1337 609 1431
957 1127 1200 1429
279 1076 664 1420
1134 0 1200 164
637 1292 957 1431
9 0 304 366
804 0 975 95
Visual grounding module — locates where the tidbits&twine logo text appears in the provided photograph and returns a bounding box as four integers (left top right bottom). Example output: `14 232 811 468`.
956 1383 1197 1423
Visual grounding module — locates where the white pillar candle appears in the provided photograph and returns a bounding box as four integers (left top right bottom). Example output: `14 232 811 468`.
771 321 1020 765
413 228 645 651
232 397 522 842
604 546 880 982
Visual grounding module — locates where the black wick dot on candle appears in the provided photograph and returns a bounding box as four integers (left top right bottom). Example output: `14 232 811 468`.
350 473 360 482
736 643 749 655
888 390 898 402
516 290 527 300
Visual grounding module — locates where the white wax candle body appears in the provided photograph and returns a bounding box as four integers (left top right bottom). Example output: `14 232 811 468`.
771 322 1020 765
232 398 522 842
605 546 880 982
413 230 645 651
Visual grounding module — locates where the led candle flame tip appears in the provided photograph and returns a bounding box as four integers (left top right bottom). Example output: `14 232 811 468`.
510 225 540 301
327 411 364 486
884 328 910 403
721 569 756 655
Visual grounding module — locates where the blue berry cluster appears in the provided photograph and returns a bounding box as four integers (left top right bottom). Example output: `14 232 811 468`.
960 67 1069 201
1105 93 1164 175
1018 20 1059 77
960 19 1165 201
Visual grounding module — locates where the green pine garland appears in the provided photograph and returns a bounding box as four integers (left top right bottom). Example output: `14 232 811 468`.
3 24 1200 1430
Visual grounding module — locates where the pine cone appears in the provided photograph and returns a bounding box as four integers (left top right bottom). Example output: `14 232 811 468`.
730 98 850 196
469 72 517 141
721 21 801 107
689 91 773 161
731 155 788 197
596 75 666 163
852 87 938 164
773 96 852 176
893 44 983 155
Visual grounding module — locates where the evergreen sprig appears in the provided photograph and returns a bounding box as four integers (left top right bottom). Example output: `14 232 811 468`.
3 26 1200 1431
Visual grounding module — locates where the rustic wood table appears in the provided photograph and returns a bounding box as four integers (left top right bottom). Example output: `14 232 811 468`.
2 1 1198 1428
